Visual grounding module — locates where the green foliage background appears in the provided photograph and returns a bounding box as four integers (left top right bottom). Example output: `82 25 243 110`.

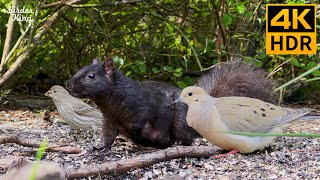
0 0 319 100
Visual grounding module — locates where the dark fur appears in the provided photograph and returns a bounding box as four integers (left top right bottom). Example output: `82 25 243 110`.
198 60 277 103
66 57 276 149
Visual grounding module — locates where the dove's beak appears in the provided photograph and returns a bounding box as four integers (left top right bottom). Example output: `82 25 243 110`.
174 97 182 104
45 90 51 97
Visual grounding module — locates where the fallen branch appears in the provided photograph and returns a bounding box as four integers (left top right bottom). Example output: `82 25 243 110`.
0 135 81 154
66 145 219 178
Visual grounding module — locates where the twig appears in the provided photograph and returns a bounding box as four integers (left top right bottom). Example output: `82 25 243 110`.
66 145 219 178
211 1 229 55
0 135 82 154
266 55 298 78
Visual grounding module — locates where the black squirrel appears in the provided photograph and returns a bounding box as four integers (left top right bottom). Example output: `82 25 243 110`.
66 57 276 149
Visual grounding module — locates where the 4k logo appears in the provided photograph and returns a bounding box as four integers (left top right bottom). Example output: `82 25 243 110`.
266 4 316 54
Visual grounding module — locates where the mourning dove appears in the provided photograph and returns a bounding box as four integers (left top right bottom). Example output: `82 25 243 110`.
45 85 103 138
176 86 320 155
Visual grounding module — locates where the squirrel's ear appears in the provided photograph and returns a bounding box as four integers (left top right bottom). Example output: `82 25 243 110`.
92 57 101 64
104 57 115 81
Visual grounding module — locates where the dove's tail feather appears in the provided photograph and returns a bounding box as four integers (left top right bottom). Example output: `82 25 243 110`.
301 115 320 120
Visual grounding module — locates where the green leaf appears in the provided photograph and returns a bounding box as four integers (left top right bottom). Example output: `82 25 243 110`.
222 14 233 26
306 62 317 69
163 65 174 72
152 67 160 74
135 59 145 65
176 81 188 89
165 23 174 33
173 72 183 77
138 64 146 73
290 58 300 67
131 66 138 73
257 52 267 60
112 56 124 67
312 70 320 77
187 48 191 55
76 16 83 23
125 71 132 76
175 35 182 45
277 56 285 60
175 67 183 72
237 4 245 14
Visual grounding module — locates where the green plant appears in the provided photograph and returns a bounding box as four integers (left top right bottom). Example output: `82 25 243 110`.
29 138 49 180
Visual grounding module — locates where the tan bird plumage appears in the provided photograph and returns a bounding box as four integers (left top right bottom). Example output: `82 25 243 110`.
177 86 319 154
45 85 103 137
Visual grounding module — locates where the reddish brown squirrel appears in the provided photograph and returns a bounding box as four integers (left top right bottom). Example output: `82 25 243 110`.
66 57 276 150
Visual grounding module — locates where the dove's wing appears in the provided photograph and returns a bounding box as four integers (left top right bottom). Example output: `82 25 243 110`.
215 97 311 133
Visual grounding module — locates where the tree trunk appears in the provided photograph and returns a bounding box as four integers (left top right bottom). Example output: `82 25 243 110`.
0 0 17 74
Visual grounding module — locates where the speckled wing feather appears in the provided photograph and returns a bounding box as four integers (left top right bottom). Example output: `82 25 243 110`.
214 97 310 133
273 108 311 127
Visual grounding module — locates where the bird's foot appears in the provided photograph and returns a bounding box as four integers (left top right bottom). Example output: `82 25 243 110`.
212 149 239 158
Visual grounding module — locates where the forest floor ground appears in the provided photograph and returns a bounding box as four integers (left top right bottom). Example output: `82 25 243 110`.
0 100 320 179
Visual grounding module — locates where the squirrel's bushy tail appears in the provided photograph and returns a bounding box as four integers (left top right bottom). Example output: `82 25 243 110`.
197 60 277 104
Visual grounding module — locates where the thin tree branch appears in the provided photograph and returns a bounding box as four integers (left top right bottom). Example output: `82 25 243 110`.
2 24 32 67
0 135 82 154
211 1 229 55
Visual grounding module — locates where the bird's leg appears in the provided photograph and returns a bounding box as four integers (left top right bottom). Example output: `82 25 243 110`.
92 128 96 140
91 126 100 142
212 149 239 158
76 128 81 134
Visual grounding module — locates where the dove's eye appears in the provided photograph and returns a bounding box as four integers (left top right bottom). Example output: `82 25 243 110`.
53 91 57 93
87 73 96 79
188 92 193 96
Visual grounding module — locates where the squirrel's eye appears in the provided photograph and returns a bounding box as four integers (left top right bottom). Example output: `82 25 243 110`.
53 91 57 93
87 73 96 79
188 92 193 96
